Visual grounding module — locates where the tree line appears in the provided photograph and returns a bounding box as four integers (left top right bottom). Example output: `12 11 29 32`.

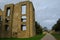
35 21 43 35
52 19 60 32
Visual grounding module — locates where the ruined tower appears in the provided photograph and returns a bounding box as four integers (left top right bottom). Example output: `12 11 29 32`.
2 1 35 38
2 4 14 38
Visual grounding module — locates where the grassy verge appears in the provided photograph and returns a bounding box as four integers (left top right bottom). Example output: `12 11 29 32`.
0 34 45 40
52 33 60 40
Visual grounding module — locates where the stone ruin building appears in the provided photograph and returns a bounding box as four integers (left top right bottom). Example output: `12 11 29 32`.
0 1 36 38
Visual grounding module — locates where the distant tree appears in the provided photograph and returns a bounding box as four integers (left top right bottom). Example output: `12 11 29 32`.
52 24 57 30
35 21 42 35
43 27 48 32
52 19 60 32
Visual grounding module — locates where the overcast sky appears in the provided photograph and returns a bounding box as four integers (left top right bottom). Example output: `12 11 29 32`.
0 0 60 30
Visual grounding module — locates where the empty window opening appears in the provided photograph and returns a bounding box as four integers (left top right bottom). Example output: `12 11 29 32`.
21 25 26 31
5 18 9 23
0 16 2 21
5 25 9 31
21 16 26 22
22 5 26 14
22 16 26 18
6 7 10 16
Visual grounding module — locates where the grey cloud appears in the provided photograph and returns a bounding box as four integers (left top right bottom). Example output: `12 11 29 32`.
34 0 60 30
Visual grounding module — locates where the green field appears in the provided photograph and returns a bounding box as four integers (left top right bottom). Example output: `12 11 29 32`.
0 34 45 40
52 33 60 40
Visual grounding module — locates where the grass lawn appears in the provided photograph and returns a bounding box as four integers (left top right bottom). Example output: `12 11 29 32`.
0 34 45 40
52 33 60 40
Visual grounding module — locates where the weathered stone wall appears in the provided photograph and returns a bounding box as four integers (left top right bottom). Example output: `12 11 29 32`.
2 4 14 38
0 9 3 38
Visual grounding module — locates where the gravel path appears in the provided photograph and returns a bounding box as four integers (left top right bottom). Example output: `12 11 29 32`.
41 33 56 40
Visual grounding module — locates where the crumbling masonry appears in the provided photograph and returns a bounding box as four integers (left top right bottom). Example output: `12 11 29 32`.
0 1 36 38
